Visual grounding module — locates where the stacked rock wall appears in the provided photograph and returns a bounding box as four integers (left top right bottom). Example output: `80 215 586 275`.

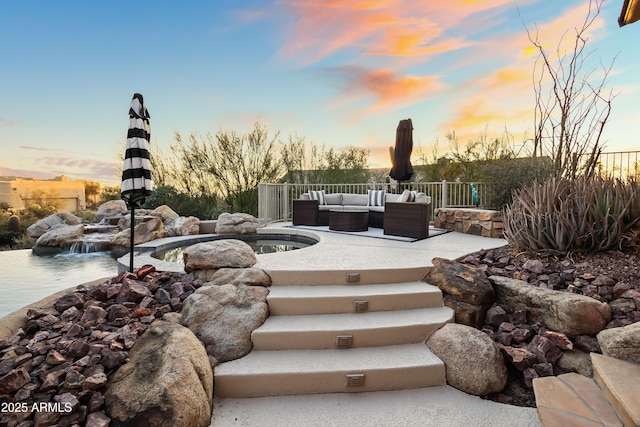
434 208 504 238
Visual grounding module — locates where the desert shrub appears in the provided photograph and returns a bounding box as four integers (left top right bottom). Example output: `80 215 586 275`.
142 185 222 220
73 210 97 222
12 233 36 249
504 176 640 255
482 157 554 209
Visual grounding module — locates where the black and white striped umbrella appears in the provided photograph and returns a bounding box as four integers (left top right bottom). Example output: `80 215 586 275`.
120 93 152 209
120 93 152 272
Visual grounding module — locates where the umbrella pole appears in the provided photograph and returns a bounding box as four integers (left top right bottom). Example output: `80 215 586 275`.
129 206 135 273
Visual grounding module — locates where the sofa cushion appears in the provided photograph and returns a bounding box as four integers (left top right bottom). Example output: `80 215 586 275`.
398 189 419 202
416 193 431 204
368 206 385 213
385 193 401 203
324 193 342 205
309 190 326 205
342 193 368 206
368 190 385 206
318 205 338 211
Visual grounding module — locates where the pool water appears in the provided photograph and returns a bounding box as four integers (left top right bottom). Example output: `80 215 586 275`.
156 238 312 263
0 250 119 318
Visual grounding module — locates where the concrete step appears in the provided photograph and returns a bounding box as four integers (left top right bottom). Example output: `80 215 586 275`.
267 282 444 315
592 353 640 427
533 373 623 427
252 307 454 350
214 343 445 398
265 267 429 286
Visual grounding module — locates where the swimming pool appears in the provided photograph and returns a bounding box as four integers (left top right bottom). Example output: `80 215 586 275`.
153 233 317 263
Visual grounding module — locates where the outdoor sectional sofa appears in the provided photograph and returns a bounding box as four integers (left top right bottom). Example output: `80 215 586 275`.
293 189 431 239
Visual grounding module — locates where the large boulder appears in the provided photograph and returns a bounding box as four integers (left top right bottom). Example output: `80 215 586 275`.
26 213 63 237
194 267 271 286
423 258 495 328
150 205 179 221
167 216 201 237
597 321 640 363
34 224 85 247
489 276 611 336
56 210 83 225
427 323 507 396
105 321 213 427
181 283 269 363
111 217 169 247
95 200 128 222
215 212 260 235
183 240 256 272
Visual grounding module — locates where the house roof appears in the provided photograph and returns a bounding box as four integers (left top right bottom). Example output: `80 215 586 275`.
619 0 640 26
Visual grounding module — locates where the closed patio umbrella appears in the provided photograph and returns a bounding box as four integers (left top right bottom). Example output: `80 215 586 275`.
120 93 152 273
389 118 414 183
619 0 640 26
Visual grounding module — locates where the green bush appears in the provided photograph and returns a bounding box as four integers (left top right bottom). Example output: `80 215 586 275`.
504 176 640 255
73 210 96 222
482 157 554 209
142 185 223 219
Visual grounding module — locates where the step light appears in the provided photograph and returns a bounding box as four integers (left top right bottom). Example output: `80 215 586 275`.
346 373 365 387
346 272 360 282
336 335 353 348
353 300 369 313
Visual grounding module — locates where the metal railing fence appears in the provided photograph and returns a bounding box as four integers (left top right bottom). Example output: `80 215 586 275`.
590 151 640 179
258 181 487 222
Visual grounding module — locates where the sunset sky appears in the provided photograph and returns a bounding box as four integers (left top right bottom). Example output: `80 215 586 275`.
1 0 639 186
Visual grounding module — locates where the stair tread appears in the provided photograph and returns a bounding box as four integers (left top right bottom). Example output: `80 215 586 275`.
533 373 622 427
267 282 440 298
216 343 442 375
267 282 443 315
592 353 640 427
256 307 452 333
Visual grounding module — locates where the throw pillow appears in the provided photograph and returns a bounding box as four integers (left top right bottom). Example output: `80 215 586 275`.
308 190 326 205
368 189 385 207
398 189 411 203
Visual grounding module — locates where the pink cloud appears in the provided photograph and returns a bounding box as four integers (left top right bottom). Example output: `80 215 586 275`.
19 145 60 152
275 0 521 63
0 118 18 127
327 66 444 111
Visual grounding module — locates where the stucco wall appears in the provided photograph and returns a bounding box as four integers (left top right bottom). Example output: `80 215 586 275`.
0 176 86 211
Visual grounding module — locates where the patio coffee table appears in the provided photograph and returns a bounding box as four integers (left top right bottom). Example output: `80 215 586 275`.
329 209 369 232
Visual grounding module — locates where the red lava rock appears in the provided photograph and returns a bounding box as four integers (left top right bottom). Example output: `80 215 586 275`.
541 330 573 351
116 280 152 304
80 306 108 324
0 367 30 393
54 293 85 312
135 264 156 280
83 373 108 390
533 362 554 377
133 307 152 317
86 411 111 427
501 346 537 371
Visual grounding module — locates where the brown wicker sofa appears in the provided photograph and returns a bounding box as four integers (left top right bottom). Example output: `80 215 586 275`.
293 189 431 239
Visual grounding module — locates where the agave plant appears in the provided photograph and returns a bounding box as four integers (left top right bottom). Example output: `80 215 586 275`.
504 176 639 255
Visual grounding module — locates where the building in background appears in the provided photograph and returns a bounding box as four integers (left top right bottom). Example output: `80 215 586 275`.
0 175 86 211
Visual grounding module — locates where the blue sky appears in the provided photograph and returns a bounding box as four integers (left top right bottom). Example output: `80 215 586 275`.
1 0 639 185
